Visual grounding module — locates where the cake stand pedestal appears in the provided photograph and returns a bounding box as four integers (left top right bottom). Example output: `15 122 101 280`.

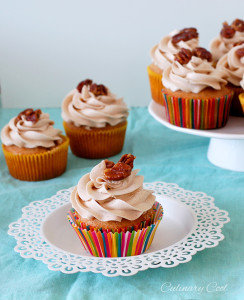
149 101 244 172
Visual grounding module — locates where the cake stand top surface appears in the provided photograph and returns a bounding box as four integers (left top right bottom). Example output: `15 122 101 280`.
149 101 244 140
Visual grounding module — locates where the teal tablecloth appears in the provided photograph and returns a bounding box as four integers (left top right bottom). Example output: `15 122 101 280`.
0 107 243 300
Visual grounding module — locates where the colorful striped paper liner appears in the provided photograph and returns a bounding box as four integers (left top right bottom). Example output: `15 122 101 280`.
67 201 163 257
162 92 234 129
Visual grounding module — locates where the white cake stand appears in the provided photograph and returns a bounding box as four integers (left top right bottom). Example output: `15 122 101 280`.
149 101 244 172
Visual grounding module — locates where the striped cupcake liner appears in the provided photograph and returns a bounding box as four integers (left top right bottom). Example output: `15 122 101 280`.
67 201 163 257
162 92 234 129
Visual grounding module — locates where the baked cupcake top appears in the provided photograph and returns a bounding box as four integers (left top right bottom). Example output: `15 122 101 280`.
1 109 62 148
71 154 155 222
210 19 244 61
150 27 199 71
217 44 244 86
162 47 227 93
62 79 128 129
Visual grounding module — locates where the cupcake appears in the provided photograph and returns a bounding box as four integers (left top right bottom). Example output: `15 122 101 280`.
210 19 244 62
162 47 234 129
67 154 163 257
148 27 199 106
217 44 244 116
1 108 69 181
62 79 128 159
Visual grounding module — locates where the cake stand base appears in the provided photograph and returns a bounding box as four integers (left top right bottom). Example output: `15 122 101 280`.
207 138 244 172
149 101 244 172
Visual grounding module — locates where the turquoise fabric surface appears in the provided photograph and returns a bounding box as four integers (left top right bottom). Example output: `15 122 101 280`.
0 107 243 300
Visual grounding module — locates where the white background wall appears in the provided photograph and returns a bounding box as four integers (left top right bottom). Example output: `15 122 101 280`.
1 0 244 108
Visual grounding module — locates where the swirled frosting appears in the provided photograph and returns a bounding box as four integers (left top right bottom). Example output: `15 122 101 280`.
71 160 155 222
1 111 62 148
150 29 199 70
217 44 244 86
162 56 227 93
62 85 128 129
210 31 244 61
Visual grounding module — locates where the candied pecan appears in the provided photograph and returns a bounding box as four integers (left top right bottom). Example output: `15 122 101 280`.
104 162 132 181
233 41 244 46
90 83 107 96
104 154 136 181
76 79 93 93
236 47 244 58
192 47 212 62
15 108 42 124
119 153 136 169
105 160 115 169
175 48 192 64
220 22 235 38
231 19 244 32
171 28 198 45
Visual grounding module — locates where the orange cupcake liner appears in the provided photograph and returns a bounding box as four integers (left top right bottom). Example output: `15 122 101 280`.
147 65 165 106
239 93 244 114
230 86 244 117
162 92 234 129
2 135 69 181
63 121 127 159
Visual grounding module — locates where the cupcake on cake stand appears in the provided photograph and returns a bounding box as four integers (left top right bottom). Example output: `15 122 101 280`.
149 101 244 172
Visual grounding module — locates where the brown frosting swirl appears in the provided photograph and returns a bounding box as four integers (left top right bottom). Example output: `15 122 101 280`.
71 157 155 222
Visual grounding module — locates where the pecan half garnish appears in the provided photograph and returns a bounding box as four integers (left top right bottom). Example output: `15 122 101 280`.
119 153 135 169
231 19 244 32
15 108 42 124
90 83 108 96
192 47 212 62
76 79 93 93
220 22 235 38
236 47 244 58
172 28 198 45
105 160 115 169
233 41 244 47
104 154 136 181
175 48 192 65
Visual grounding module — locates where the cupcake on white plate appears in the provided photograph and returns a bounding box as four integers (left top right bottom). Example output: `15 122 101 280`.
161 47 233 129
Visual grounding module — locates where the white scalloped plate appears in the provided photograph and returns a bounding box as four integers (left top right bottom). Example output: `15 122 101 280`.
8 182 230 277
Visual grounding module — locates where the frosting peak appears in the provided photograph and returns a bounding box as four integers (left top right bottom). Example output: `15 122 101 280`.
210 19 244 61
1 109 62 148
217 44 244 87
62 80 128 129
150 28 199 71
162 48 227 93
71 155 155 222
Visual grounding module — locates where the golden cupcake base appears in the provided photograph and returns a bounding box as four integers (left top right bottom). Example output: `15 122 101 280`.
63 121 127 159
2 135 69 181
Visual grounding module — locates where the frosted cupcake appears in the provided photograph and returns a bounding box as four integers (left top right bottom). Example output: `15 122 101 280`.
162 47 233 129
217 44 244 116
148 27 199 106
210 19 244 62
67 154 163 257
62 79 128 158
1 108 69 181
